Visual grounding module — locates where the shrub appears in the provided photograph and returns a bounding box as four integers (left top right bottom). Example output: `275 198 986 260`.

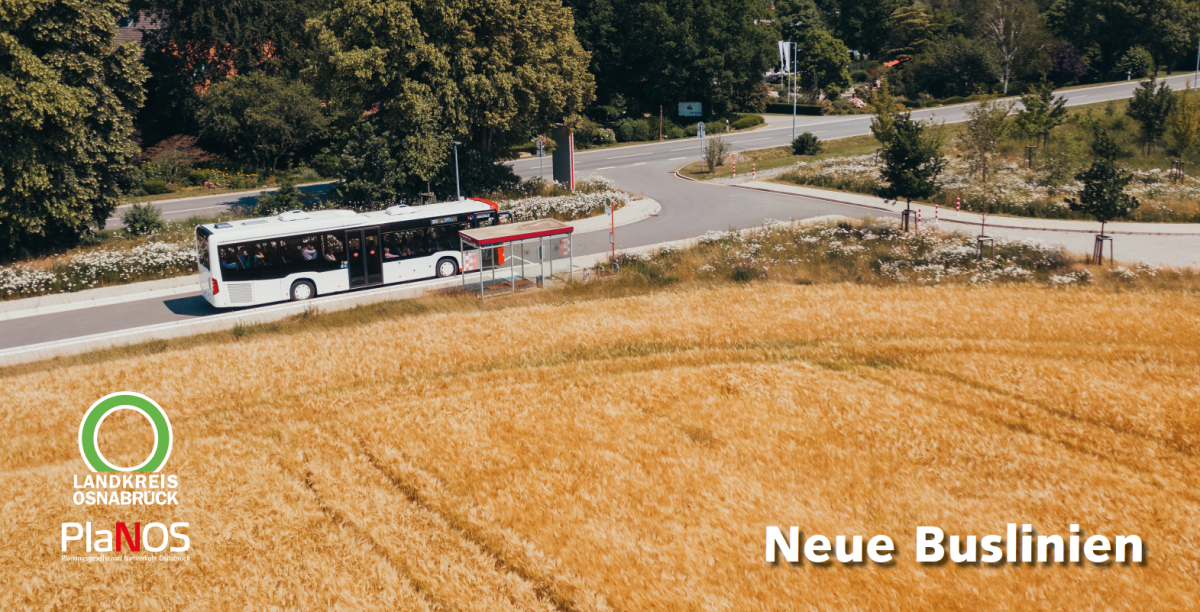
186 169 210 185
615 118 656 142
255 180 306 217
665 124 686 139
1114 46 1155 80
705 120 728 136
121 203 167 236
943 96 968 105
142 180 171 195
594 128 617 145
792 132 823 155
730 114 765 130
704 136 730 172
851 70 870 83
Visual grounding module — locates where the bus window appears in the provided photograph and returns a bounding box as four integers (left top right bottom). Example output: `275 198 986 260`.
382 232 403 260
400 228 431 258
218 245 251 281
322 233 344 270
293 234 322 272
253 240 283 280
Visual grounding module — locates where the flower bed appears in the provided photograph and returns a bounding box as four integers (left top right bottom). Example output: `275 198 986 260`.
497 175 629 222
610 219 1124 288
0 242 196 301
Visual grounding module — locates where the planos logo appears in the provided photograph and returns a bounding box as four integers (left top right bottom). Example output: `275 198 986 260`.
62 393 190 561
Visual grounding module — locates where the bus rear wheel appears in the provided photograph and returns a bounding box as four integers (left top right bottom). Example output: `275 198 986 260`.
290 280 316 301
436 258 458 278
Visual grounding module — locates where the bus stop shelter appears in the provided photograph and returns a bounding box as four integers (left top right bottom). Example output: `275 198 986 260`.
459 219 573 298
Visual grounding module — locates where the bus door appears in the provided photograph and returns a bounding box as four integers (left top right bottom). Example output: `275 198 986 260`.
347 228 383 288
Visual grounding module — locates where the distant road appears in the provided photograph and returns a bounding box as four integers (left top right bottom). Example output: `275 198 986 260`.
3 76 1195 353
106 182 335 228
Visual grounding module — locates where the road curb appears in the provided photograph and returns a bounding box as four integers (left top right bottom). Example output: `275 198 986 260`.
0 276 202 321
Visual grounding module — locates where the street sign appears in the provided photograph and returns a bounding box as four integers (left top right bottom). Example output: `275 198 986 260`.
697 122 705 138
605 201 612 216
678 102 703 117
536 137 545 158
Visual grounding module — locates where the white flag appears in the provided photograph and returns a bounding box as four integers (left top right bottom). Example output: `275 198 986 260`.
778 41 791 74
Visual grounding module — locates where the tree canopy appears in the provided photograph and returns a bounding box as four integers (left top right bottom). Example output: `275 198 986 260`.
797 28 852 98
308 0 594 202
197 74 329 171
1066 129 1139 232
0 0 148 257
1127 76 1177 141
131 0 320 142
565 0 775 115
879 114 946 207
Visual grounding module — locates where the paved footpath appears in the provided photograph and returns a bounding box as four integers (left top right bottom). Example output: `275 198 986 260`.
732 181 1200 268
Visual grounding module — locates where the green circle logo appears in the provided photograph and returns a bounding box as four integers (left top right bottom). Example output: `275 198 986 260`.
78 392 173 472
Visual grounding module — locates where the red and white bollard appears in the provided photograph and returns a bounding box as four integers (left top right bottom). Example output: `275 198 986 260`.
752 163 756 179
732 162 737 178
956 197 961 219
917 209 922 229
935 203 939 223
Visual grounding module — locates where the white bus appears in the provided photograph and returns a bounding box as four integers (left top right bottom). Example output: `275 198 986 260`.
194 198 507 308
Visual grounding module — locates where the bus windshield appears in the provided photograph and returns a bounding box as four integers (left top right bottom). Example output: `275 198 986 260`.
196 228 211 271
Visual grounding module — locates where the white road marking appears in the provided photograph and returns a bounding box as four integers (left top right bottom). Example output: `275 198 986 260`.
607 152 654 159
668 157 688 160
671 147 698 151
597 166 616 170
729 137 770 144
632 162 646 166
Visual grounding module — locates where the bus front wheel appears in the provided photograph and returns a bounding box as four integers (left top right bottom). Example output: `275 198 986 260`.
290 280 316 301
436 258 459 278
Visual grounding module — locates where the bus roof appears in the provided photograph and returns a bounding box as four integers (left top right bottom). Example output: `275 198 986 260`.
199 200 494 243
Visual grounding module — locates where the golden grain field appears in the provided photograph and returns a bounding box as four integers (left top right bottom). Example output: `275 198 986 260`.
2 282 1199 610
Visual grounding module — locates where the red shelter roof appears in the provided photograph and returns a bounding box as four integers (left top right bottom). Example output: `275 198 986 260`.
459 219 572 247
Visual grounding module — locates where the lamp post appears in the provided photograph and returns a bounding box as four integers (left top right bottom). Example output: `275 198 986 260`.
453 141 462 201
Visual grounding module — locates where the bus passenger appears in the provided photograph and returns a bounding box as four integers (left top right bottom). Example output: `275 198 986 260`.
302 244 318 260
384 247 399 259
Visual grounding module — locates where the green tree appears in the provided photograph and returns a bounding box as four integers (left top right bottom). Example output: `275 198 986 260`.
197 74 329 172
1047 0 1198 77
879 114 947 223
977 0 1046 95
1066 129 1139 236
1167 85 1200 156
797 29 853 98
564 0 775 115
309 0 595 200
776 0 827 43
959 100 1013 234
836 0 911 57
331 123 407 207
1127 76 1176 142
1015 83 1068 137
1114 46 1155 80
0 0 148 257
255 180 311 216
869 78 899 145
902 36 1001 98
886 5 933 58
130 0 321 142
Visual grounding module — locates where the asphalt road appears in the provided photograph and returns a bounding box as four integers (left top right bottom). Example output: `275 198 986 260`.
4 76 1195 352
105 182 336 228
